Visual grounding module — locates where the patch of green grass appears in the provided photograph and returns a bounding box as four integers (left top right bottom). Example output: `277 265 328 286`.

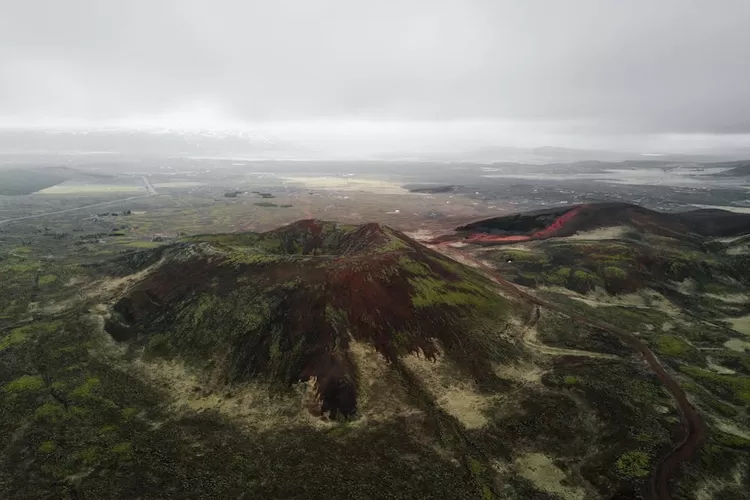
4 374 45 393
615 450 651 478
397 255 433 277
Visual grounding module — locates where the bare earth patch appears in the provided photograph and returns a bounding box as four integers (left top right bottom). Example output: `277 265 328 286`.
706 293 749 304
348 341 420 424
494 361 545 385
515 452 585 500
281 176 408 195
727 315 750 335
566 225 628 240
133 357 332 431
401 349 494 429
724 338 750 352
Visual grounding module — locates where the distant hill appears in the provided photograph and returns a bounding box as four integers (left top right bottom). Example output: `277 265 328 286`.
710 160 750 176
438 202 750 245
107 220 522 419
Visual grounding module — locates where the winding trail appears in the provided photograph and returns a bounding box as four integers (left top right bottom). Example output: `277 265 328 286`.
520 315 618 360
436 244 706 500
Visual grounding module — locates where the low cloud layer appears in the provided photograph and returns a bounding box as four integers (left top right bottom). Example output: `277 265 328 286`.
2 0 749 140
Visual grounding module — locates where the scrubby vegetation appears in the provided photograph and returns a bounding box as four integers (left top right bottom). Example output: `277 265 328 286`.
2 202 749 500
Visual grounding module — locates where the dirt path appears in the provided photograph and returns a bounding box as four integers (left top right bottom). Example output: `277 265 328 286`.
438 245 706 500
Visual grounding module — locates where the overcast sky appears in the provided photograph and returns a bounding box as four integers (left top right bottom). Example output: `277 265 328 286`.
1 0 749 150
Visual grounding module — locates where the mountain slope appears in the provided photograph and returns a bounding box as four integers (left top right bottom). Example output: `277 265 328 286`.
107 220 523 419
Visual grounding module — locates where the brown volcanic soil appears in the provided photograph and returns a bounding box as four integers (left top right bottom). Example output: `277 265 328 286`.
107 220 522 419
436 202 750 245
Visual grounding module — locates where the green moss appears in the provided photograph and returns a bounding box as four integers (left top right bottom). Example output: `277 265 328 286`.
34 402 66 422
269 328 282 360
680 366 750 405
7 262 41 273
0 320 62 351
145 333 172 357
191 295 215 326
325 305 348 326
69 406 91 417
0 328 30 351
38 441 56 454
76 446 101 465
563 375 580 385
573 270 596 281
121 407 139 420
111 441 134 457
545 267 571 285
38 274 58 285
654 335 691 358
4 374 45 393
99 425 119 435
71 377 101 398
50 381 67 391
615 450 651 478
468 456 486 476
602 266 627 279
409 276 489 309
500 250 548 264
